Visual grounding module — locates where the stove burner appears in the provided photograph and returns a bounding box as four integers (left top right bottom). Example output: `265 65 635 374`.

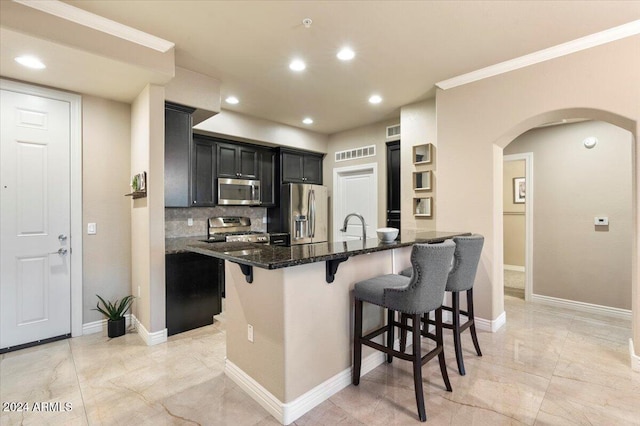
214 231 263 236
207 216 270 243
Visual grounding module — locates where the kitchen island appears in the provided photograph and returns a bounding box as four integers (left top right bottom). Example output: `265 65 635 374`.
185 231 468 425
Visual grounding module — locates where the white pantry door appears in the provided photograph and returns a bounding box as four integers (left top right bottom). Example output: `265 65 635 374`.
0 89 71 350
333 164 377 242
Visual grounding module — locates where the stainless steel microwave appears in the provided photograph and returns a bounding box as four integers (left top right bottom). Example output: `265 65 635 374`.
217 178 261 205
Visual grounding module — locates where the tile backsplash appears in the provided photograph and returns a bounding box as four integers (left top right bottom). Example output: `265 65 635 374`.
165 207 267 238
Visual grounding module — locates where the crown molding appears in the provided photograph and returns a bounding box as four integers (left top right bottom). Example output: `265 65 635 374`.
13 0 174 53
436 19 640 90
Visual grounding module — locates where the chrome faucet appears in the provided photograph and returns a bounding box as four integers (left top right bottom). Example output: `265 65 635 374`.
340 213 367 241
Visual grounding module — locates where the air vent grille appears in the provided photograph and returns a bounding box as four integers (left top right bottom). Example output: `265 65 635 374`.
386 124 401 140
335 145 376 162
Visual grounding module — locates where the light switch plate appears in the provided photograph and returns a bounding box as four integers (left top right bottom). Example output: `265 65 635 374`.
247 324 254 342
87 222 97 234
594 217 609 226
187 218 193 226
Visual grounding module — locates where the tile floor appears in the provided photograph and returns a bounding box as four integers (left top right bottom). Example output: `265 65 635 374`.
1 296 639 425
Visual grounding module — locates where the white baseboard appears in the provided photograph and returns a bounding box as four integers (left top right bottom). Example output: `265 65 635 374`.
475 311 506 332
504 264 525 272
82 314 132 335
531 294 632 320
130 314 167 346
225 351 385 425
630 339 640 372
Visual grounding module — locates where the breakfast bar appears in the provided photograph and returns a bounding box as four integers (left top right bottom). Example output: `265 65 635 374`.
186 231 468 424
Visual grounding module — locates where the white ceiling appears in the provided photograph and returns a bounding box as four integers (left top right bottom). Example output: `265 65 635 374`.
4 1 640 134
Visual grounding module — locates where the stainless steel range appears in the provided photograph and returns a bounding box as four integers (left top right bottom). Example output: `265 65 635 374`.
206 216 288 245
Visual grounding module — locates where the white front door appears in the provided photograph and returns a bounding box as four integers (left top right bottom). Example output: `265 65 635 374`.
333 163 377 242
1 89 71 350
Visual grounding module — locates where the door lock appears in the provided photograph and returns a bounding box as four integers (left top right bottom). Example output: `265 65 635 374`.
58 234 67 242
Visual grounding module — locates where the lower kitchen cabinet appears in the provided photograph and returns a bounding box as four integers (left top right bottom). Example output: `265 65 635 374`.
165 252 223 336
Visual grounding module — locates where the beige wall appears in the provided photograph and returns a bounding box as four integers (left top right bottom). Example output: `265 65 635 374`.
165 67 221 125
131 84 166 333
194 110 328 153
324 117 400 233
225 246 410 403
321 100 437 240
82 96 132 323
400 99 437 234
503 160 525 267
506 121 632 309
436 35 639 352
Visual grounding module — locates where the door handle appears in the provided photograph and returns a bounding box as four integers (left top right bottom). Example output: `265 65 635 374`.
50 248 68 256
308 190 316 238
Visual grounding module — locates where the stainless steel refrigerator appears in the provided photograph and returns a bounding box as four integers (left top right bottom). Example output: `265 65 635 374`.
280 183 328 245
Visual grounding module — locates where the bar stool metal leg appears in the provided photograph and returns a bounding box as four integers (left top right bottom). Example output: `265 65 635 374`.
353 298 363 385
467 289 482 356
452 292 466 376
387 309 395 363
399 314 408 353
435 307 452 391
411 313 426 422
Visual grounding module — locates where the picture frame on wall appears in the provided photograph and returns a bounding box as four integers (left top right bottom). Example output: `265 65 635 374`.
412 144 432 164
414 197 432 217
513 177 525 204
413 170 432 191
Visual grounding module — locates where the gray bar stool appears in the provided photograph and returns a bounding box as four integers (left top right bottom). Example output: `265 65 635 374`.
400 234 484 376
352 240 455 422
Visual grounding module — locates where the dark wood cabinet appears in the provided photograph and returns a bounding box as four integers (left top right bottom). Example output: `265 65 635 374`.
216 142 258 179
259 149 276 207
165 113 278 208
386 141 401 230
280 149 323 184
165 253 223 336
191 135 216 206
164 102 195 207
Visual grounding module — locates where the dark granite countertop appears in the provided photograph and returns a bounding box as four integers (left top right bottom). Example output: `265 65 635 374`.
169 231 469 270
165 236 209 254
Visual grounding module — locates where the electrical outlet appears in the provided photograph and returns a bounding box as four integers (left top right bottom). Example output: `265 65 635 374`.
248 324 254 342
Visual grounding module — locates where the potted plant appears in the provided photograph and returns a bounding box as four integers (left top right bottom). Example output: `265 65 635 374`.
93 294 134 338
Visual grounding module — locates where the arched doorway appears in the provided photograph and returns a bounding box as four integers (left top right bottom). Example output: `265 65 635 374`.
435 36 639 370
500 117 633 317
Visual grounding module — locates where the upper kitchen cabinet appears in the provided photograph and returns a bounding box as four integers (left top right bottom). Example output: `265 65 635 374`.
280 148 323 184
165 102 196 207
191 135 216 207
216 142 259 179
258 148 276 207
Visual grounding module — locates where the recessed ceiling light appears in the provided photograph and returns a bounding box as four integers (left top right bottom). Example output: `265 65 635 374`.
15 55 46 69
337 47 355 61
368 95 382 104
289 59 306 72
302 118 314 125
225 96 239 105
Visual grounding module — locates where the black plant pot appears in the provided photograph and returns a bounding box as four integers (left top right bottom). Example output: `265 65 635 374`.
107 317 126 338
